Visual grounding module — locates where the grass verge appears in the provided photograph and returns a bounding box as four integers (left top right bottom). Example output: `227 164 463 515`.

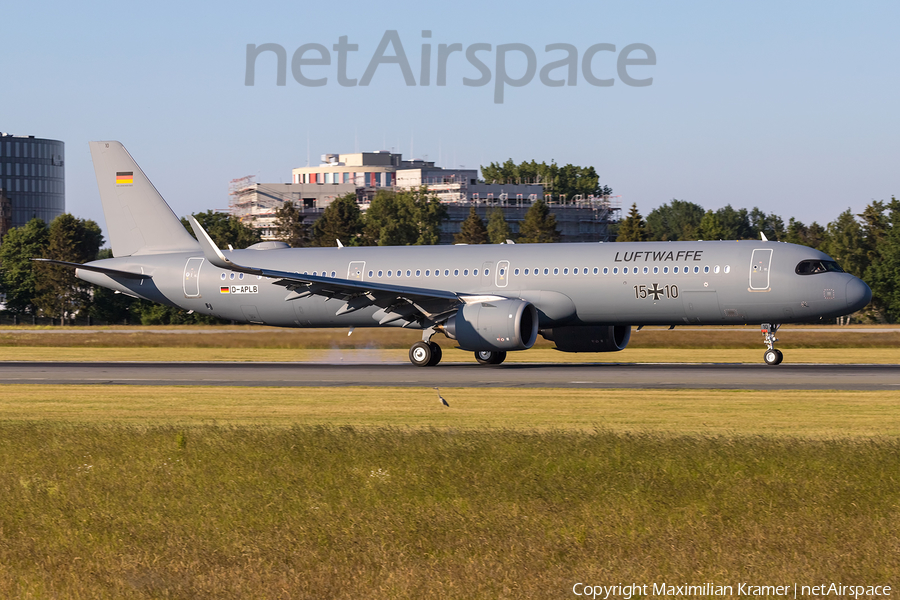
0 426 897 598
1 385 899 436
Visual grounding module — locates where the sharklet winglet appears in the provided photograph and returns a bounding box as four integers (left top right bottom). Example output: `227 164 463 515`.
190 216 263 276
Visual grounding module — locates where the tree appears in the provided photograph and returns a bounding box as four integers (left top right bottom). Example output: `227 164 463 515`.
486 208 513 244
274 200 310 247
34 214 104 320
863 197 900 322
311 193 364 247
616 203 647 241
821 209 868 279
0 218 49 315
517 199 560 243
698 209 727 240
645 200 705 241
363 188 447 246
714 205 752 240
181 210 261 249
455 206 488 244
480 159 612 201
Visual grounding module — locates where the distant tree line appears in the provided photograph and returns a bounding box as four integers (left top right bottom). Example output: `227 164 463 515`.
616 198 900 323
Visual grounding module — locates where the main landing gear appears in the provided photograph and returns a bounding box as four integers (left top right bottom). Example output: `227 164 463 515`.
409 340 443 367
474 350 507 365
409 328 507 367
761 323 784 365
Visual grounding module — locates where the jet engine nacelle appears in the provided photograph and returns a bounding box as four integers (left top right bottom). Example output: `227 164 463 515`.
444 299 539 352
540 325 631 352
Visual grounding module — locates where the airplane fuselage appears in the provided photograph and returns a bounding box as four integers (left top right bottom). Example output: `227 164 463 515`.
78 240 870 329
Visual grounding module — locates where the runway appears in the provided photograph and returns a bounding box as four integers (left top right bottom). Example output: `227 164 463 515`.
1 361 898 390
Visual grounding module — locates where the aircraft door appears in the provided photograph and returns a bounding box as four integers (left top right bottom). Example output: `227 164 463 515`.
481 261 494 287
495 260 510 288
183 257 203 298
348 261 365 281
749 249 773 290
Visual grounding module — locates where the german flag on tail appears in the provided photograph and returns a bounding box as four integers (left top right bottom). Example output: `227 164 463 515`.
116 171 134 185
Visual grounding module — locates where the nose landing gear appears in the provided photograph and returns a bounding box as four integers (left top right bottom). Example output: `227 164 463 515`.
761 323 783 365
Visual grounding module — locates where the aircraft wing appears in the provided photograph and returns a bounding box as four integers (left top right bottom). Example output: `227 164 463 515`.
189 217 482 326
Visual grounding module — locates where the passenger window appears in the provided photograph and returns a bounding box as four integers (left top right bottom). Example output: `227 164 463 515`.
221 273 226 280
464 269 469 276
714 265 720 273
230 273 236 279
416 270 421 277
673 267 679 274
623 267 629 274
703 266 709 274
484 269 489 276
602 267 608 275
368 270 374 278
653 266 659 274
474 269 478 276
312 272 317 276
693 266 699 274
425 270 430 276
643 267 649 274
378 270 383 277
663 267 669 274
387 270 392 277
445 269 450 276
239 273 244 280
553 268 559 275
543 268 549 275
613 267 618 274
405 270 410 277
331 271 336 278
724 265 731 273
454 269 459 276
524 268 529 275
593 267 599 275
563 268 569 275
513 268 519 275
500 268 506 276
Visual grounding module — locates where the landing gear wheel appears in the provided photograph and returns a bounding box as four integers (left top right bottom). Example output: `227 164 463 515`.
474 350 507 365
409 341 433 367
764 348 783 366
761 323 783 366
427 342 442 366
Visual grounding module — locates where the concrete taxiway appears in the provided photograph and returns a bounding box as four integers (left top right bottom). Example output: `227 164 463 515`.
0 361 897 390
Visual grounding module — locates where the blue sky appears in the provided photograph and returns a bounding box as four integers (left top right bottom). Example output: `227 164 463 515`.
3 1 898 242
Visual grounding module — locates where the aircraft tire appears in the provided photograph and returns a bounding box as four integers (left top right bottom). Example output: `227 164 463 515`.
764 349 782 366
409 341 433 367
427 342 442 366
475 350 507 365
773 349 784 365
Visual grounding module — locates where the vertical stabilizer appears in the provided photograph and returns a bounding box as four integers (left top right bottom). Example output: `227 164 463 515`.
89 141 199 257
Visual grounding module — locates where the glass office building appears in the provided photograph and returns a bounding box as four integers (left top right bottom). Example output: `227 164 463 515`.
0 133 65 228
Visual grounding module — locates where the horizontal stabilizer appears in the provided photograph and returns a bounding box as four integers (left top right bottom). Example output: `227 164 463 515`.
32 258 152 280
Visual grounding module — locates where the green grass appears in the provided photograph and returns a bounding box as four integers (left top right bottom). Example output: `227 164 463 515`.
0 426 897 598
1 385 900 436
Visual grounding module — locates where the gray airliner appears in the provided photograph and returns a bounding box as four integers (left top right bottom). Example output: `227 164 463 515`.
40 141 872 367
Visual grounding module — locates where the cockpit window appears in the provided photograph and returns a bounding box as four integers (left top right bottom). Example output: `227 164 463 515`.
795 260 844 275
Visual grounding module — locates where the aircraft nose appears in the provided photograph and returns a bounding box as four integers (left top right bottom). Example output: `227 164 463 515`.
845 277 872 312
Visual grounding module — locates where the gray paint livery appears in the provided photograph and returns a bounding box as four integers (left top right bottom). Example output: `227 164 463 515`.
41 142 872 367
